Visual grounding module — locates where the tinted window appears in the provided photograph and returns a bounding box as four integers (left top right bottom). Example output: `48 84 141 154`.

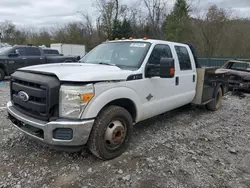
43 49 49 54
43 49 59 55
15 47 26 56
175 46 192 70
148 44 173 65
26 47 41 56
51 50 59 54
230 62 249 70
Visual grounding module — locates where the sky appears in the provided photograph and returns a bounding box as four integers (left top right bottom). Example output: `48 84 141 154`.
0 0 250 28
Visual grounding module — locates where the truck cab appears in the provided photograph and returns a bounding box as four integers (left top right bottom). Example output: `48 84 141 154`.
6 39 228 160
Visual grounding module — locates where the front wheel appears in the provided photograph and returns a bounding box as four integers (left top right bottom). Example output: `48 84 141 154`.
87 105 133 160
0 68 5 81
206 86 223 111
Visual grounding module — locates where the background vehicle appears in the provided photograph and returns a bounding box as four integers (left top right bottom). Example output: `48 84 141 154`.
0 45 80 81
50 43 86 57
7 39 229 160
42 48 60 55
216 60 250 92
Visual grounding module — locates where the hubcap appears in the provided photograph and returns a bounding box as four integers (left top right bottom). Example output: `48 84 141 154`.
104 120 126 150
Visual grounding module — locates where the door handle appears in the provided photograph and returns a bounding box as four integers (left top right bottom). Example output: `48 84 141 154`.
175 77 179 85
193 75 196 82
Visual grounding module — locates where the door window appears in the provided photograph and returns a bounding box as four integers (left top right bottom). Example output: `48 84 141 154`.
26 47 41 56
11 47 26 56
148 44 173 65
175 46 192 70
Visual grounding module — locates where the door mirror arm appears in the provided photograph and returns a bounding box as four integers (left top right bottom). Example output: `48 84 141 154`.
145 64 160 78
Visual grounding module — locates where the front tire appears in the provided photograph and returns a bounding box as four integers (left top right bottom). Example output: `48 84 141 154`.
206 86 223 111
0 68 5 81
87 105 133 160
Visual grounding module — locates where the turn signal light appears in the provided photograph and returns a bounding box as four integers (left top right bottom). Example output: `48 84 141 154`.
81 93 94 103
170 68 175 75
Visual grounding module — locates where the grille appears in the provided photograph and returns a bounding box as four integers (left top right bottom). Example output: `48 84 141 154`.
11 78 48 119
10 71 60 121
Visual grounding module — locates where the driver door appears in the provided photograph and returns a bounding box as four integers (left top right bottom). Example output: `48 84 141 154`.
138 44 180 119
9 47 27 73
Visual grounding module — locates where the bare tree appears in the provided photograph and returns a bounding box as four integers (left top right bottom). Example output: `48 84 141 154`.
142 0 168 38
93 0 118 39
197 5 230 56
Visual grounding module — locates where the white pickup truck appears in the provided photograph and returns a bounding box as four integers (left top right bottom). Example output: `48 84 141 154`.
7 39 229 160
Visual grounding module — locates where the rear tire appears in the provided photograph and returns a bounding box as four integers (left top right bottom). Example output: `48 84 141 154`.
87 105 133 160
0 68 5 81
206 87 223 111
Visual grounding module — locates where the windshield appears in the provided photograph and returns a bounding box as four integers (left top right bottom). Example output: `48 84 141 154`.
79 42 151 69
0 46 12 55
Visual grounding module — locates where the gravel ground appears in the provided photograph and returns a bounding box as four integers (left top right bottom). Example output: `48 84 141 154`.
1 81 250 188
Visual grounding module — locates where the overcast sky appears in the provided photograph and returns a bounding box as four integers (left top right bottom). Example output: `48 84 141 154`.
0 0 250 28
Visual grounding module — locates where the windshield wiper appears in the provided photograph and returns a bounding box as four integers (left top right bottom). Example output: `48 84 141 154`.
79 61 120 67
98 62 116 66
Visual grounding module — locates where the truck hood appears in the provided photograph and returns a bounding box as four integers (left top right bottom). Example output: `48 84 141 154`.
18 63 133 82
216 68 250 81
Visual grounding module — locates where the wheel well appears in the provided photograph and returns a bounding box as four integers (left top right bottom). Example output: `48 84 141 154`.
104 98 137 122
219 84 224 95
0 64 7 75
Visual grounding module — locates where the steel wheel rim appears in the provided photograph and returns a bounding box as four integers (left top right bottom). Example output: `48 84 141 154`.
104 119 127 150
216 89 222 109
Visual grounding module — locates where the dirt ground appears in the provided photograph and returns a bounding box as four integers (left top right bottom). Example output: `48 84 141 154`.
1 80 250 188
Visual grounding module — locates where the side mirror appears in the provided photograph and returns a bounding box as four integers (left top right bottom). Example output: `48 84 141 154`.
160 57 175 78
8 52 19 57
146 57 175 78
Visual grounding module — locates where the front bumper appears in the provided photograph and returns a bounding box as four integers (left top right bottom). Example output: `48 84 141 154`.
7 101 94 146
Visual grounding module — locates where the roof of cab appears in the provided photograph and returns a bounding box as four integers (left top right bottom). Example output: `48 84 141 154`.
106 38 188 47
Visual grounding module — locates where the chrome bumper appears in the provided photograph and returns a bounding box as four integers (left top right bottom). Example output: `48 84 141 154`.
7 101 94 146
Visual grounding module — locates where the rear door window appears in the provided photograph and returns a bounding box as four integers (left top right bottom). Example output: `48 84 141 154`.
26 47 41 56
51 50 59 54
175 46 192 70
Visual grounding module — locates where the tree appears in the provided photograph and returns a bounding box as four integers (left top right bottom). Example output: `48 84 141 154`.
94 0 119 39
112 19 133 38
0 21 17 44
163 0 191 42
143 0 168 38
198 5 229 56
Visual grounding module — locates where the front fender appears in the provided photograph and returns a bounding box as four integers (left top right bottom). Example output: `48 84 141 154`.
81 87 142 122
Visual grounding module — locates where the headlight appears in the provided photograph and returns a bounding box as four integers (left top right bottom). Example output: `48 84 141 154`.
59 84 94 118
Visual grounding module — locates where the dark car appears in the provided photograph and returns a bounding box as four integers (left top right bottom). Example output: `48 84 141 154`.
42 48 60 55
0 45 80 81
216 60 250 92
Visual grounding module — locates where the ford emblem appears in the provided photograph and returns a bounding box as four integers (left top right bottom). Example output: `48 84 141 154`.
17 91 29 102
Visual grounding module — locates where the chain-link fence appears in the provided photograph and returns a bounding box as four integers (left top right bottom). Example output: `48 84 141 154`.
198 57 250 68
